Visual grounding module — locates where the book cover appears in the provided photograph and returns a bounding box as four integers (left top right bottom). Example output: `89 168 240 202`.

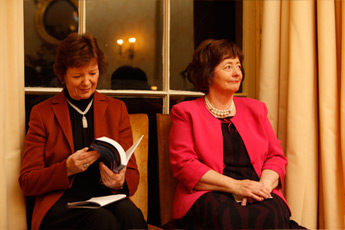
67 194 126 209
89 135 144 173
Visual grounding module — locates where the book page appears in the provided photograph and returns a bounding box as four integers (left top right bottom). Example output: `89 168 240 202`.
92 135 144 173
124 135 144 163
68 194 126 209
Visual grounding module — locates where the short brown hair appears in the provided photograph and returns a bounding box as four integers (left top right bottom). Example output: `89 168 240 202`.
53 32 107 85
183 39 244 94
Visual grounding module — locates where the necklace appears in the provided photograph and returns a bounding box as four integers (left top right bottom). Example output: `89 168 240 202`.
204 96 234 117
66 98 93 128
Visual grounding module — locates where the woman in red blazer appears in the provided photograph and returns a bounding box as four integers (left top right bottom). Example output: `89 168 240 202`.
169 39 303 229
19 33 147 230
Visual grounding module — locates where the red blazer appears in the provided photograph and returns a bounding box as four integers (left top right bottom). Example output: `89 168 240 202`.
19 90 139 230
169 97 289 219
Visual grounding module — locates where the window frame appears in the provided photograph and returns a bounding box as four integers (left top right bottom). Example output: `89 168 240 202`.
24 0 259 114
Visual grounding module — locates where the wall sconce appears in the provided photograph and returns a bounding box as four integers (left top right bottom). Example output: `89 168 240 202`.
128 37 136 59
116 37 136 59
116 39 124 55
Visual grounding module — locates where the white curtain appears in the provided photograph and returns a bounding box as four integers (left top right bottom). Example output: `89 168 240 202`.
0 0 27 229
259 0 345 229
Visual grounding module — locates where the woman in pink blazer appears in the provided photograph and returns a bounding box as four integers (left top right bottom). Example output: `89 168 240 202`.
169 39 304 229
19 33 147 230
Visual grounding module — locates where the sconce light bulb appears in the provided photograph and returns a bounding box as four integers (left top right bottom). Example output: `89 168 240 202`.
129 37 136 44
117 39 124 45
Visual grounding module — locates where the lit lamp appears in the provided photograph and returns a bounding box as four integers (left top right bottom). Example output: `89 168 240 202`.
117 39 124 55
128 37 136 59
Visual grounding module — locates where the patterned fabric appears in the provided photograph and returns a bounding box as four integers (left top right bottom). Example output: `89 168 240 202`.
181 192 290 229
221 118 260 181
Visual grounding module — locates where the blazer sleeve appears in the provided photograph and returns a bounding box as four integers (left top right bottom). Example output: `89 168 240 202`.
260 103 288 188
169 104 211 193
19 105 72 196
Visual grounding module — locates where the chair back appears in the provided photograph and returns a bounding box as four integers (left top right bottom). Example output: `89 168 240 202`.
129 113 149 221
156 114 178 226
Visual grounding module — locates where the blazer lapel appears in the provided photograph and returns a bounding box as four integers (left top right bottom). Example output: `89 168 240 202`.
93 91 108 138
51 90 74 152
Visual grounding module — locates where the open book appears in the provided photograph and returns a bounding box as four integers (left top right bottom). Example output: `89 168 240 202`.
67 194 126 209
90 135 144 173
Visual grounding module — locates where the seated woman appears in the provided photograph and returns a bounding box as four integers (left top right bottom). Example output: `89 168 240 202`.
169 39 304 229
19 32 147 230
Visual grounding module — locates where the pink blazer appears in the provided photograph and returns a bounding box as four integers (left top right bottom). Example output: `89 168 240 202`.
169 97 289 219
19 90 139 230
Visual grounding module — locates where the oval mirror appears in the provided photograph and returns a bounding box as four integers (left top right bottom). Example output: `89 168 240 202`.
35 0 79 45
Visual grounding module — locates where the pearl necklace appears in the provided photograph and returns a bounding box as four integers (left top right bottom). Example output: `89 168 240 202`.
204 96 234 117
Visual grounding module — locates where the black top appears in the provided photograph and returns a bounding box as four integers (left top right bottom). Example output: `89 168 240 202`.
64 90 110 196
220 117 259 181
65 90 94 150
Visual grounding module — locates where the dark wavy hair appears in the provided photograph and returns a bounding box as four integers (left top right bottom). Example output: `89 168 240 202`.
183 39 244 94
53 32 108 85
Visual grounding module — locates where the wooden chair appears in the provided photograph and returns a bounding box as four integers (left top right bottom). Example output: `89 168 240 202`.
129 113 149 221
130 114 161 230
156 114 178 227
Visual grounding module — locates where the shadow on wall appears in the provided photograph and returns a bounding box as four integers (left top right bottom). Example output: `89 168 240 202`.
111 65 150 90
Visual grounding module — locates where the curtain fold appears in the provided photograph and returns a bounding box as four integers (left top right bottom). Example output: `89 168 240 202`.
0 0 27 229
258 0 281 132
259 0 344 229
338 0 345 225
341 3 345 216
316 1 344 228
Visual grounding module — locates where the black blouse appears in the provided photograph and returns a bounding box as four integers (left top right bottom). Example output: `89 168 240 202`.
220 117 259 181
65 90 94 150
64 90 110 196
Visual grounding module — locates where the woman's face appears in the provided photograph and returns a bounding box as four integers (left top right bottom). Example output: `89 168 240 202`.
64 59 99 100
209 56 242 94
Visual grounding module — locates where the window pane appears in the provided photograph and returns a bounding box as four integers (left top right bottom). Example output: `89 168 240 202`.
170 0 243 91
170 95 201 111
24 0 79 87
170 0 195 91
85 0 163 91
115 97 162 115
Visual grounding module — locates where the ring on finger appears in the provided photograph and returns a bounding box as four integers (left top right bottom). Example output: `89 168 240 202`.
83 163 89 168
104 177 108 181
